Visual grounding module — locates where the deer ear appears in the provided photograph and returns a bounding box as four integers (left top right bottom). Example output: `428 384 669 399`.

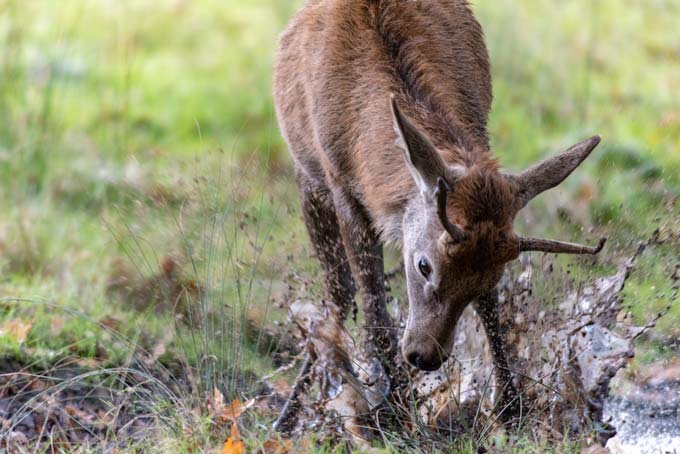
390 95 447 194
514 136 601 208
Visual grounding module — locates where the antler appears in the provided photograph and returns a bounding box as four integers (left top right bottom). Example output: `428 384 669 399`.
514 136 601 208
435 177 466 243
508 135 606 257
519 237 606 255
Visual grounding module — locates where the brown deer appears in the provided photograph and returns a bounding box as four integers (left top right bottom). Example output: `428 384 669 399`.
273 0 604 412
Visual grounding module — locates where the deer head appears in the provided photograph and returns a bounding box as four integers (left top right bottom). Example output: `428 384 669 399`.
391 96 605 371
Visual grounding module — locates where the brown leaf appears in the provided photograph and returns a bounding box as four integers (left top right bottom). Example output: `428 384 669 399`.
50 316 65 336
220 398 255 423
143 331 172 367
209 388 254 424
209 387 227 416
73 357 100 368
1 319 33 344
99 315 122 331
262 438 293 454
222 423 244 454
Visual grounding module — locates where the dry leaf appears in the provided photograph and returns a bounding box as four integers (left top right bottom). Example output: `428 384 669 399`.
209 387 254 425
262 438 293 454
1 319 33 344
222 423 244 454
143 331 172 367
210 387 227 416
268 379 291 395
99 315 122 331
50 317 65 336
220 399 255 423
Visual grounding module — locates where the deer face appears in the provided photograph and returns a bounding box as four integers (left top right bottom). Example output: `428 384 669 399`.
390 96 604 371
399 179 520 371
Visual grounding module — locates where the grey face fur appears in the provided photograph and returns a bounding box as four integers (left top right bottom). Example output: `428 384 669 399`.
390 96 604 371
400 197 474 371
399 180 511 371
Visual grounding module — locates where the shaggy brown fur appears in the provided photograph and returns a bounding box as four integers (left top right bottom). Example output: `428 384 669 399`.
274 0 602 416
275 0 501 241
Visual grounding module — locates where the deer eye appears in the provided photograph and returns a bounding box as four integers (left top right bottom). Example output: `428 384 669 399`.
417 258 432 279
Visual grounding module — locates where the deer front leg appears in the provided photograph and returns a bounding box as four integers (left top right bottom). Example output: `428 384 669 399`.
332 190 399 378
474 289 522 420
274 171 358 435
297 170 356 321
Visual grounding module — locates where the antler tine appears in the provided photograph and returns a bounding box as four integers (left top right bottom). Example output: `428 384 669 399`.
519 237 606 255
435 177 466 243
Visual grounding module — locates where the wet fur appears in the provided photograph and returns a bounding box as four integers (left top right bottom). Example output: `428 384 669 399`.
272 0 595 415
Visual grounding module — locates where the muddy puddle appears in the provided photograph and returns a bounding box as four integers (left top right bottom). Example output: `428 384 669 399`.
283 233 680 449
605 361 680 453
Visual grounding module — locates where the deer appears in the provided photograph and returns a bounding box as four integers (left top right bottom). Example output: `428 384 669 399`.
273 0 605 415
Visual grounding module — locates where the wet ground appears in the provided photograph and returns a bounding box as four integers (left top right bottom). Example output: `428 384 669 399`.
605 361 680 453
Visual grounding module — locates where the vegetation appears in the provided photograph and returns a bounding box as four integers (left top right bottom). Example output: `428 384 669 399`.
0 0 678 451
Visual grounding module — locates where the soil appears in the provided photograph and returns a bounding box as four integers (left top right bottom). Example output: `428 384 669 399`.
0 357 190 451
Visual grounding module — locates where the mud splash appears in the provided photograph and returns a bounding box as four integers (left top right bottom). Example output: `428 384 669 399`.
283 238 677 447
416 245 657 443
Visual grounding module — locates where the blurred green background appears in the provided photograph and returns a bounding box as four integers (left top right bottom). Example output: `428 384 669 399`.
0 0 679 449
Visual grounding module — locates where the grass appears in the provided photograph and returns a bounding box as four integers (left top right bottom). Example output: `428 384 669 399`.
0 0 679 451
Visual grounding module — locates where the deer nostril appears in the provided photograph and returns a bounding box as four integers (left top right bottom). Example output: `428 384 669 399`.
406 351 421 368
405 351 442 371
419 358 442 372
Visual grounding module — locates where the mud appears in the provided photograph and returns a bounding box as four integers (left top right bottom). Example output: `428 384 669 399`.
605 360 680 453
285 236 678 447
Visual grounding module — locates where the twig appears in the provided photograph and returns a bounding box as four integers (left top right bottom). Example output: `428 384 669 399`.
272 354 313 435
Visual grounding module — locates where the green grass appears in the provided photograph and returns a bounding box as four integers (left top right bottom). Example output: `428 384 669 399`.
1 0 679 451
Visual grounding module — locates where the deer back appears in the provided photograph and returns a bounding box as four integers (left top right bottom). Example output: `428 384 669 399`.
274 0 492 238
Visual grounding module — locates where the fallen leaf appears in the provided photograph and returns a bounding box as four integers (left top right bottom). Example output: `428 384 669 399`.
0 319 33 344
220 398 255 423
222 423 244 454
269 379 291 395
209 387 227 419
99 315 122 331
50 316 65 336
262 438 294 454
73 357 100 368
142 330 172 367
209 387 255 423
